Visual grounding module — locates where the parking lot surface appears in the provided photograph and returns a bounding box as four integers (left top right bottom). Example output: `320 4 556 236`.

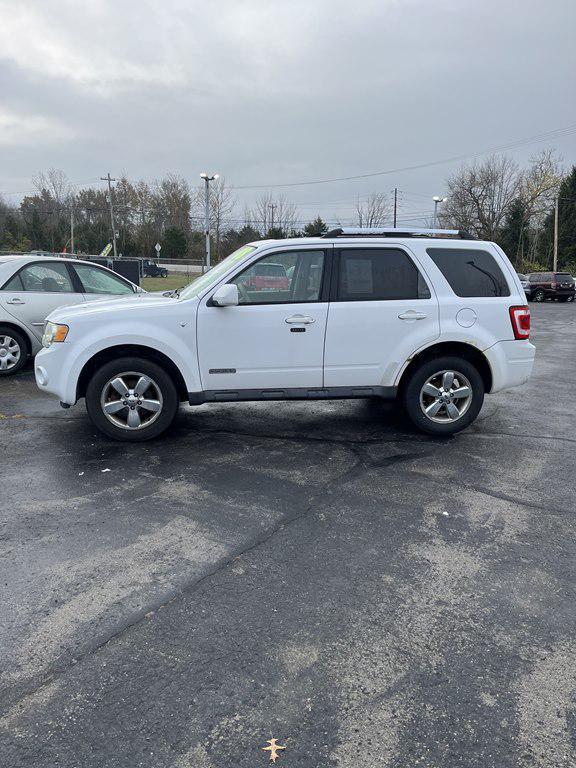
1 303 575 768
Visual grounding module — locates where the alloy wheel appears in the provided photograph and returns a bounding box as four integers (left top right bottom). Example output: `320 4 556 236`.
0 334 21 371
100 371 163 430
419 369 473 424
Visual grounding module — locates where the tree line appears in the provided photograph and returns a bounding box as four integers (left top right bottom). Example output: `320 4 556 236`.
1 152 575 273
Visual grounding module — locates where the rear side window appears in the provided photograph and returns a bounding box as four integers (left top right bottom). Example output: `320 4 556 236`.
337 248 431 301
426 248 510 297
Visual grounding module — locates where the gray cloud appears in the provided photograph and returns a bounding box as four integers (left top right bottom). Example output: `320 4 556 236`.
0 0 575 223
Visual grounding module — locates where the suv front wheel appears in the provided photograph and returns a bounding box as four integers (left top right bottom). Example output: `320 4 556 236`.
403 356 485 436
86 357 178 441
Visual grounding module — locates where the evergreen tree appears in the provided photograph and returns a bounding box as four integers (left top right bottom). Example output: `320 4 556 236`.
161 227 187 259
498 198 530 266
537 167 576 271
302 216 328 236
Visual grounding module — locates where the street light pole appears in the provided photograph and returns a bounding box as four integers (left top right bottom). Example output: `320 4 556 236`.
432 196 447 228
200 172 219 271
101 172 118 259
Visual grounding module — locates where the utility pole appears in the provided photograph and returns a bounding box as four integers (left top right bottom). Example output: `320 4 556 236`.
393 188 397 228
268 203 277 233
553 195 559 272
70 207 75 255
100 173 118 259
200 172 219 271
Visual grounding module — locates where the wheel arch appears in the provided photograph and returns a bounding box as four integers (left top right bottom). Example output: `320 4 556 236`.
397 341 492 393
77 344 188 401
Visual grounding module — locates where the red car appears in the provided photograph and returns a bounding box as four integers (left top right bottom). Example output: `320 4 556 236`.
245 262 289 291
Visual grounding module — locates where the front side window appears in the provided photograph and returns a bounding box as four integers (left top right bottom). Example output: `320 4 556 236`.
232 250 325 304
427 248 510 297
14 262 74 293
337 248 430 301
73 264 134 295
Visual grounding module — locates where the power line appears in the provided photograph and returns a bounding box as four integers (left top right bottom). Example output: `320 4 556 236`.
230 123 576 190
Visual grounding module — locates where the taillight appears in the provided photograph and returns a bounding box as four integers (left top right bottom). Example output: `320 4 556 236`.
509 306 530 340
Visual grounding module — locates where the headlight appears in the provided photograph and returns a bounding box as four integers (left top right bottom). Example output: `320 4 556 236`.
42 321 69 347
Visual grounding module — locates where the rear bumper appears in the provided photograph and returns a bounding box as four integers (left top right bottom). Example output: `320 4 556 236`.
484 340 535 393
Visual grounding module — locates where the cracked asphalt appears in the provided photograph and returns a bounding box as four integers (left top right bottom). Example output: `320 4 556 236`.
0 302 575 768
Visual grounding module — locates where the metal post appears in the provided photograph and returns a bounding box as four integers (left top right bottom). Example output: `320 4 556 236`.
393 188 397 228
553 195 559 272
200 173 218 272
204 176 211 272
101 173 118 259
70 207 75 254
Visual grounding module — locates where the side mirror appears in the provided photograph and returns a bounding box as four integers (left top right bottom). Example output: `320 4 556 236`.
212 283 239 307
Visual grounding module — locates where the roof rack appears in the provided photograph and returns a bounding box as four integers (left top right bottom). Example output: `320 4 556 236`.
321 227 475 240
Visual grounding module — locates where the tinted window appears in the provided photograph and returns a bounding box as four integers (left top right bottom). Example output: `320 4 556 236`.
232 250 325 304
1 273 24 291
73 264 134 295
337 248 430 301
556 273 572 280
17 262 74 292
427 248 510 297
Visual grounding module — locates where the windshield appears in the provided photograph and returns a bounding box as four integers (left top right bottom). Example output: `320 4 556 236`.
178 245 257 299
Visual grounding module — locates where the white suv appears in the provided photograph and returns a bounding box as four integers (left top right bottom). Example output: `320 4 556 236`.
34 228 535 441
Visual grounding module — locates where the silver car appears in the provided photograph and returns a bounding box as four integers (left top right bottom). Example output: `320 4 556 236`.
0 254 142 376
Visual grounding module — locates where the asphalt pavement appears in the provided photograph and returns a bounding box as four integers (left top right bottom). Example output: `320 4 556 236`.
0 303 575 768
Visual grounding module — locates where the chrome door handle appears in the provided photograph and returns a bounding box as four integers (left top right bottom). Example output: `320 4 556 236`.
285 314 316 324
398 310 427 320
6 298 25 305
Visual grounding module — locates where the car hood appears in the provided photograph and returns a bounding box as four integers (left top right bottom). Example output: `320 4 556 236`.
47 292 181 323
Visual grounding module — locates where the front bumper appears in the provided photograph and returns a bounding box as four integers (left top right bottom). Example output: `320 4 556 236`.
35 342 78 404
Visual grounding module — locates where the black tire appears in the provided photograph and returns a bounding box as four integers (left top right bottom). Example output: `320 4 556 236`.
85 356 179 441
559 296 570 302
402 356 485 436
0 326 29 376
534 289 546 302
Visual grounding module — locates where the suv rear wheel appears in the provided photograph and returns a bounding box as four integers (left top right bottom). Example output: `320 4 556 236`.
85 357 178 441
403 356 485 436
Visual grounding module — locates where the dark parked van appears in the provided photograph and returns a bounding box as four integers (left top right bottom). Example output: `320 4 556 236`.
528 272 575 302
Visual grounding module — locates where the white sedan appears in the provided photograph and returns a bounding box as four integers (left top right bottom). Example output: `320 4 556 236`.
0 254 142 376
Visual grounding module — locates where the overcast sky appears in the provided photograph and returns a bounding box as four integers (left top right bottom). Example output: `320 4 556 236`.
1 0 575 225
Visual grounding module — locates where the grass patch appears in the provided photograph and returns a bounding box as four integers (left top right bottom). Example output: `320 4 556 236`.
142 274 194 292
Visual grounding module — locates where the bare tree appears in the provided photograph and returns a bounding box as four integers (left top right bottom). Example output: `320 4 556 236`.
522 149 562 223
355 193 390 227
155 174 192 233
245 192 297 235
440 155 523 239
32 168 72 207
